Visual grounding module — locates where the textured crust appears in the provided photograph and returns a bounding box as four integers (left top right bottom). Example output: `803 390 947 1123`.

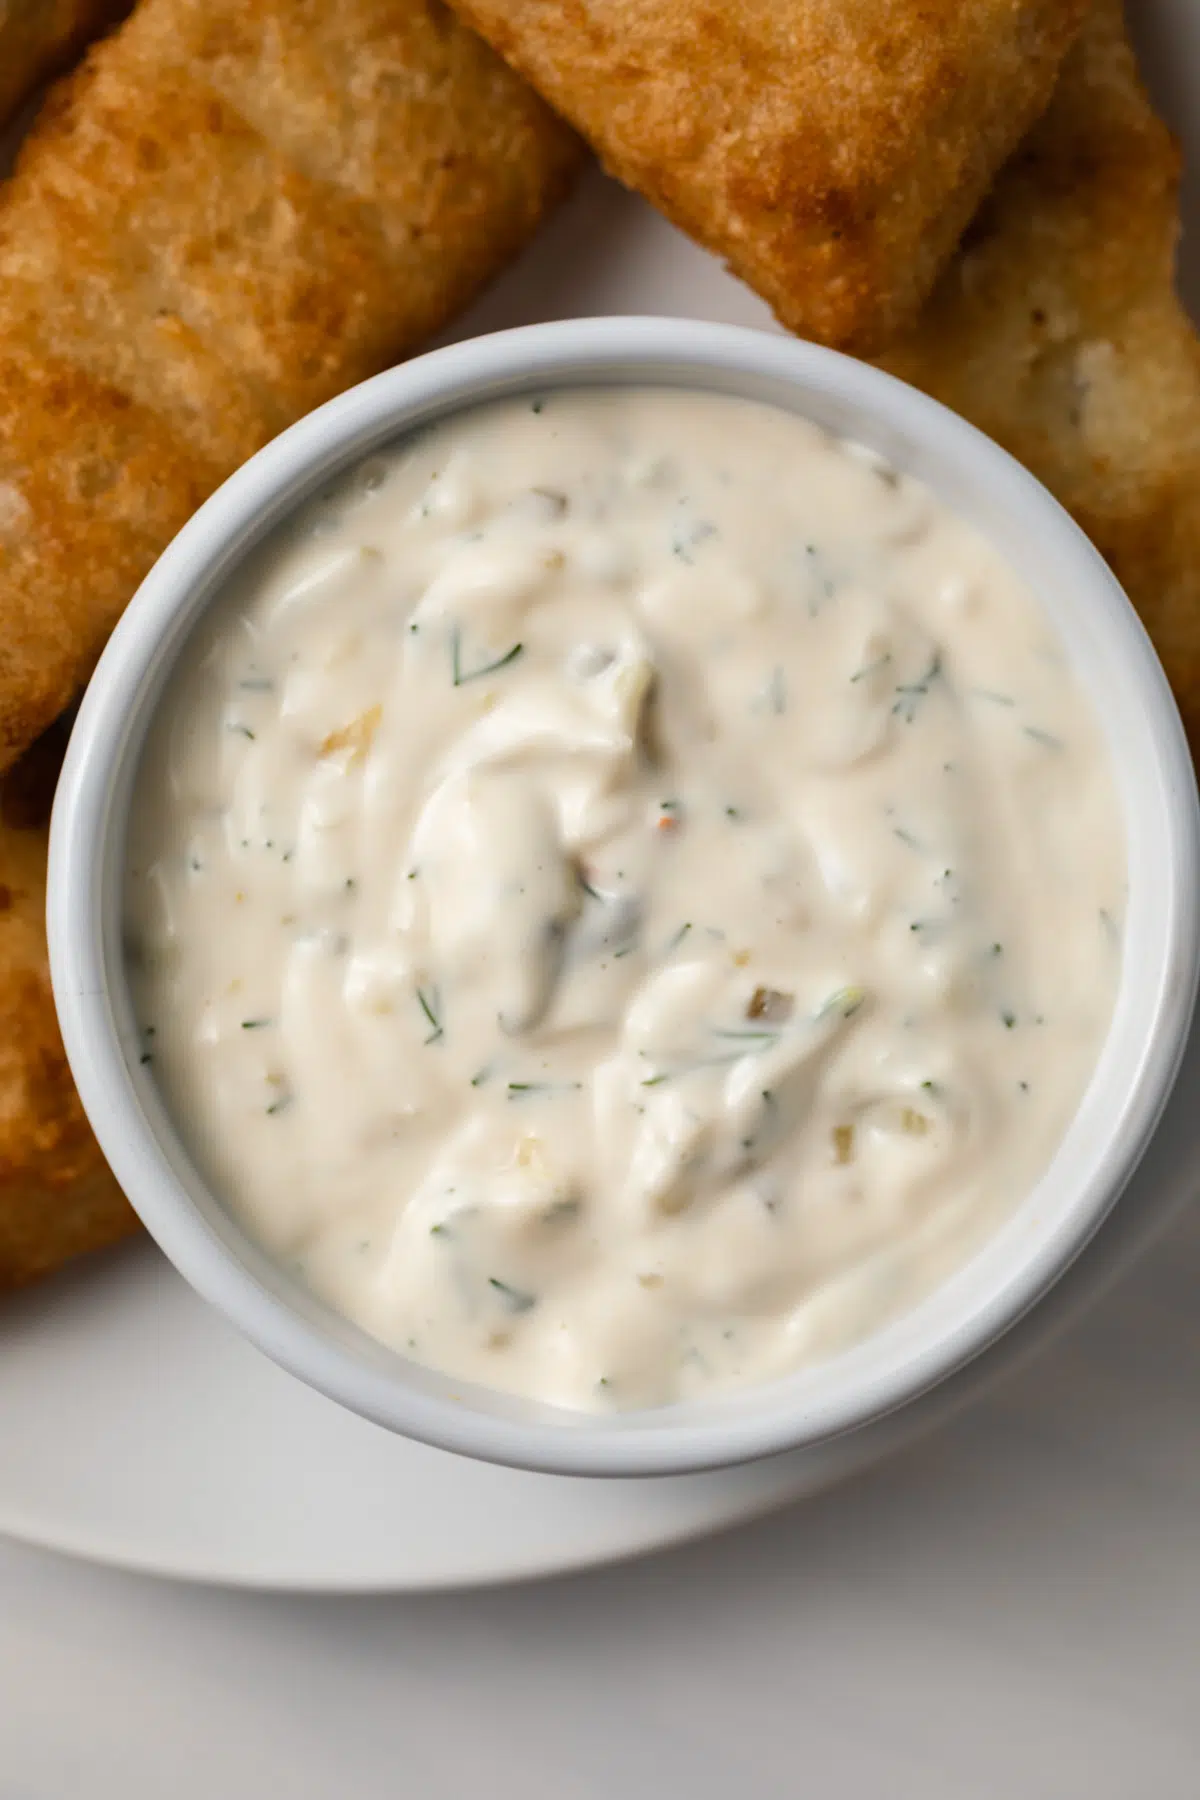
0 726 138 1290
0 0 583 774
446 0 1087 354
878 0 1200 750
0 0 125 128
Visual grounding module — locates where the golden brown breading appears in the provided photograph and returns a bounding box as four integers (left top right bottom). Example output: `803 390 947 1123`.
445 0 1087 354
0 724 138 1290
0 0 125 128
0 0 582 773
878 0 1200 747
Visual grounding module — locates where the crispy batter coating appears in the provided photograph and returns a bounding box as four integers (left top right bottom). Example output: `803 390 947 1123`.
0 0 125 128
0 724 137 1290
445 0 1087 354
0 0 582 773
878 0 1200 748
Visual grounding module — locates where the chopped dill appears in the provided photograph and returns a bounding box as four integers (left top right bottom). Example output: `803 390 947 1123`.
450 627 524 686
892 653 942 722
489 1276 536 1313
416 986 444 1045
849 653 893 685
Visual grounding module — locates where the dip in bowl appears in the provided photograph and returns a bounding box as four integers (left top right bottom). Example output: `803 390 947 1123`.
48 319 1200 1475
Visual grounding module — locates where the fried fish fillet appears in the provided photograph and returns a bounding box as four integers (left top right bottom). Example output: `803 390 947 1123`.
445 0 1087 354
878 0 1200 747
0 724 137 1290
0 0 582 774
0 0 124 129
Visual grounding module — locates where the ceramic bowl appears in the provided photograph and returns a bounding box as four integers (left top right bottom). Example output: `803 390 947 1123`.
47 318 1200 1475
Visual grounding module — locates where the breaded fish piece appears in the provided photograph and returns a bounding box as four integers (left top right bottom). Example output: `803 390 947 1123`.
0 724 137 1290
445 0 1087 354
0 0 124 128
0 0 582 773
878 0 1200 747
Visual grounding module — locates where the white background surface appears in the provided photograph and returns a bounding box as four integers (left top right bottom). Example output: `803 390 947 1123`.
4 1 1200 1791
4 1197 1200 1794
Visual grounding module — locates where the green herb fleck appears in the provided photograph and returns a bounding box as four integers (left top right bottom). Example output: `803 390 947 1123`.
489 1276 536 1314
892 653 942 722
671 516 716 563
506 1080 581 1100
849 653 893 685
241 1018 271 1030
450 628 524 687
970 688 1015 708
228 723 256 740
416 985 444 1044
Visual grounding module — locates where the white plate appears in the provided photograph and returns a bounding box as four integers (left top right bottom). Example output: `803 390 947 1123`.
1 0 1196 1590
1 1018 1196 1592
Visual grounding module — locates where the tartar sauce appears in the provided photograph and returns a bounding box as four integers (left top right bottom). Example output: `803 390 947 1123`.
125 389 1124 1411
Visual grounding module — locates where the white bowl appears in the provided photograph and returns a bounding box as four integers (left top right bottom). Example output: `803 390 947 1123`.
47 317 1200 1477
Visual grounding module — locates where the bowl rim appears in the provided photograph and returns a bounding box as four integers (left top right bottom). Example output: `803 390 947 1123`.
47 315 1200 1476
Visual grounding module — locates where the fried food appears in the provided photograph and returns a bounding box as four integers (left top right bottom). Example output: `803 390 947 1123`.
0 0 582 774
0 1 125 129
445 0 1087 354
0 723 137 1290
878 0 1200 748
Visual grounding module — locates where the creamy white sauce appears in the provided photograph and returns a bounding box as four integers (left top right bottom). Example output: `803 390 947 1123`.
125 389 1124 1412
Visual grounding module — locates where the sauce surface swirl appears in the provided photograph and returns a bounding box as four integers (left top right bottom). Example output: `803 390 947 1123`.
125 389 1125 1410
